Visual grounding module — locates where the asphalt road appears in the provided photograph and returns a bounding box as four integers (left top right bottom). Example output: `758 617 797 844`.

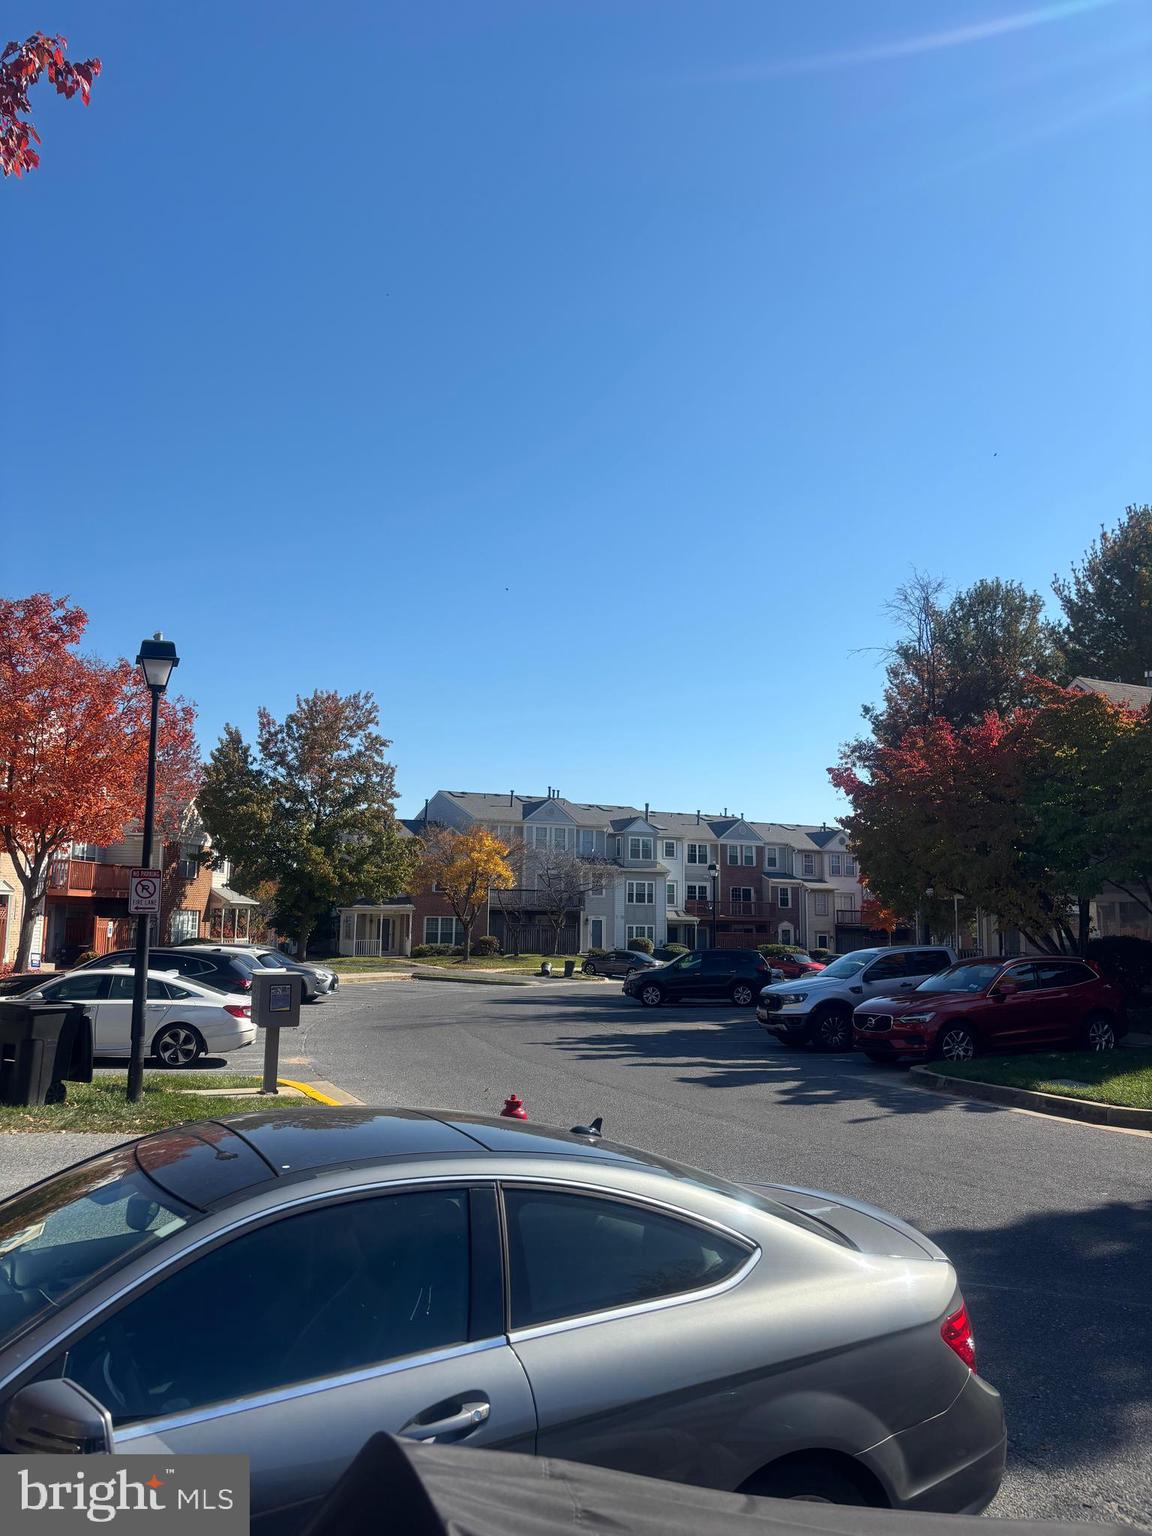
294 977 1152 1528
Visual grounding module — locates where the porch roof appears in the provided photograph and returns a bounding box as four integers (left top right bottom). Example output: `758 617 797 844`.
207 885 259 909
339 900 415 914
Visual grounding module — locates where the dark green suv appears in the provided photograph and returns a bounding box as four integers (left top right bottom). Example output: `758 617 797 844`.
622 948 773 1007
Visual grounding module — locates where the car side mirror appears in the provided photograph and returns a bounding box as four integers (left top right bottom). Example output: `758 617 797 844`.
0 1379 114 1455
994 980 1019 998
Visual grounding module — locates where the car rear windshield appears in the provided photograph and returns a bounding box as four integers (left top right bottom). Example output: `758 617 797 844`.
0 1150 194 1350
917 961 1001 994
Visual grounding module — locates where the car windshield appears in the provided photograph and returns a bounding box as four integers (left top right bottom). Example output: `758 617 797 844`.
814 953 874 979
0 1150 193 1351
917 961 1003 994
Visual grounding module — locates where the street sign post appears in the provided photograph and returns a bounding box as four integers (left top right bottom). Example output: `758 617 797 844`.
250 970 304 1095
127 869 162 917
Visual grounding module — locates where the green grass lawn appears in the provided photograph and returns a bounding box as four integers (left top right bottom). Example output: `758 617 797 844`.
931 1049 1152 1110
0 1074 307 1135
328 953 582 975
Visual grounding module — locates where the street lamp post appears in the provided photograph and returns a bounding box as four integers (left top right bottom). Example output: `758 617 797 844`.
708 862 719 948
127 634 179 1104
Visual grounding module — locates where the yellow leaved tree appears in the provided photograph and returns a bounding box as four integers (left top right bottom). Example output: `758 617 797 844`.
418 825 514 961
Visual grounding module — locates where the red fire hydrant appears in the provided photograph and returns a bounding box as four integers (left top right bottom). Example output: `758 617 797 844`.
500 1093 527 1120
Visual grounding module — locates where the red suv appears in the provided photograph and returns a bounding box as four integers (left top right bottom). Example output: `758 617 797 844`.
853 956 1126 1063
766 951 826 981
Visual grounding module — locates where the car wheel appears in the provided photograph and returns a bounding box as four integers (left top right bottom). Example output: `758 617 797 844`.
810 1005 853 1051
639 983 664 1008
743 1455 880 1507
151 1023 206 1068
582 960 597 975
935 1023 976 1063
731 982 756 1007
1081 1012 1116 1052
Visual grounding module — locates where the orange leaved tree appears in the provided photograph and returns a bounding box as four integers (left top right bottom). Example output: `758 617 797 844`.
0 595 200 969
418 826 514 962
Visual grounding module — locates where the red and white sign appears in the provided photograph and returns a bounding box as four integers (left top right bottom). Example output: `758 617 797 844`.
128 868 163 916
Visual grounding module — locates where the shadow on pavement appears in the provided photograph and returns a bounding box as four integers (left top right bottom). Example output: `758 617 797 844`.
484 992 1000 1120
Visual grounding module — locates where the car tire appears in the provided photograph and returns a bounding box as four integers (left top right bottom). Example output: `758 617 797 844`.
1081 1011 1117 1052
582 961 598 975
639 983 664 1008
743 1455 880 1507
731 982 756 1007
151 1022 206 1068
810 1005 853 1051
934 1023 977 1063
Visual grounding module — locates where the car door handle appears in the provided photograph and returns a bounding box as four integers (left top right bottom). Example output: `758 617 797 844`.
400 1398 490 1442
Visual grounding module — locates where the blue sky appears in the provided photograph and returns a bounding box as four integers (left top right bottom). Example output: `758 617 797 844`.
5 0 1150 821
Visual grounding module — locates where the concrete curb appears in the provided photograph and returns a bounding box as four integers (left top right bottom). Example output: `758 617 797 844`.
910 1065 1152 1130
412 968 539 987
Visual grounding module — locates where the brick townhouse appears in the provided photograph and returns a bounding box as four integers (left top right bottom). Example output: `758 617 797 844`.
335 790 868 957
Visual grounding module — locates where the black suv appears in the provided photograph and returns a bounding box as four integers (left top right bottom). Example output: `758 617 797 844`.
622 948 773 1008
72 947 259 994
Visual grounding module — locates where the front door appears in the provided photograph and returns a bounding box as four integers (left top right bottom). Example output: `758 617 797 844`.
56 1187 537 1534
588 918 604 951
984 963 1046 1047
859 952 913 999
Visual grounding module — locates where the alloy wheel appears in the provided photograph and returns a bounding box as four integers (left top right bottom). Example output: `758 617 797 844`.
154 1025 202 1067
939 1026 975 1062
640 985 663 1007
732 984 754 1006
1085 1016 1116 1052
814 1011 851 1050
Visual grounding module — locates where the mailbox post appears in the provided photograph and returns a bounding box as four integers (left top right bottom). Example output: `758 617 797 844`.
250 970 304 1094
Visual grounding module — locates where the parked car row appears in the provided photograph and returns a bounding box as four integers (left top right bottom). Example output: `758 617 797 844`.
757 947 1127 1061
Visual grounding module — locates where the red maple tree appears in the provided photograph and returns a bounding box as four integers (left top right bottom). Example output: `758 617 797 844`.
0 595 200 969
1 32 101 178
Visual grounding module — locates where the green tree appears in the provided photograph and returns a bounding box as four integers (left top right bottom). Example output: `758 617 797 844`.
1054 505 1152 683
199 691 416 957
865 574 1063 745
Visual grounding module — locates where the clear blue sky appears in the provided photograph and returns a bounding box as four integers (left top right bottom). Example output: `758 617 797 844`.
5 0 1150 821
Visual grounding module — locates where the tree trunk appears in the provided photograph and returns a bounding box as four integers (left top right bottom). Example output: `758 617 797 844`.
12 854 48 972
295 923 312 960
1077 896 1092 955
462 918 473 962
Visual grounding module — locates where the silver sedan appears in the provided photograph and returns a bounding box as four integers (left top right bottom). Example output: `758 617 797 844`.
0 1110 1004 1529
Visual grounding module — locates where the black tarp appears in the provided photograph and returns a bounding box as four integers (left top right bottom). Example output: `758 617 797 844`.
301 1434 1132 1536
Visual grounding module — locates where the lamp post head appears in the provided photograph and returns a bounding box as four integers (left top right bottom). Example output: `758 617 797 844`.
136 633 179 692
707 862 718 876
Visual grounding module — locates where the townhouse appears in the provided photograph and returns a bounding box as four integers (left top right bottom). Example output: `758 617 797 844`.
336 789 868 958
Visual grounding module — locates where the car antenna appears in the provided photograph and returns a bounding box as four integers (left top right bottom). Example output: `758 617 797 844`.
570 1115 603 1140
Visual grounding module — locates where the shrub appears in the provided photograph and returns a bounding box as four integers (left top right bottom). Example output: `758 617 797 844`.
76 949 98 966
586 947 608 957
758 944 806 961
1086 935 1152 1000
411 943 456 958
627 936 654 954
472 935 501 956
809 948 837 963
662 942 689 955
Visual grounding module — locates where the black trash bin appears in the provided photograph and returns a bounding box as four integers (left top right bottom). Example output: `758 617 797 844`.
0 1002 94 1107
563 960 576 978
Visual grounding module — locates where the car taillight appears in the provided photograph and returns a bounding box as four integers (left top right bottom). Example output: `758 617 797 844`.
941 1303 976 1370
237 977 252 990
224 1004 251 1019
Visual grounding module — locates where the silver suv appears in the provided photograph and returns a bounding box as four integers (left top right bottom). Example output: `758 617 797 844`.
757 945 957 1051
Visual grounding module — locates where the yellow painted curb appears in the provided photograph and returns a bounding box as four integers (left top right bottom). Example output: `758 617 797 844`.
277 1078 340 1106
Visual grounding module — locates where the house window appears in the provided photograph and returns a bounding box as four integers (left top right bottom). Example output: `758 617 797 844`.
628 836 653 861
666 881 676 906
71 842 101 861
533 826 550 848
725 844 756 866
802 853 815 877
169 909 199 943
829 854 842 876
844 856 857 876
730 887 754 903
776 888 792 909
578 830 595 855
816 932 830 949
626 880 655 905
424 917 463 946
815 893 830 916
178 855 200 881
662 840 676 859
687 843 713 865
626 924 655 942
686 883 708 902
764 848 778 868
552 826 570 851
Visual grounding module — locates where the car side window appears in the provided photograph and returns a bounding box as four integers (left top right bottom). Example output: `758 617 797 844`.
1005 964 1041 992
61 1190 471 1426
701 954 729 972
675 954 703 973
104 976 172 1002
863 954 906 983
44 975 111 1002
504 1188 750 1330
1033 962 1094 988
908 950 950 975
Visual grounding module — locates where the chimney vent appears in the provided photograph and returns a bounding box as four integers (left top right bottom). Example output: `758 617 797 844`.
644 801 650 821
509 790 515 806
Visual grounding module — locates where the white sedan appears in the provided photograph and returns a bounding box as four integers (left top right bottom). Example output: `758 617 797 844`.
26 967 257 1066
